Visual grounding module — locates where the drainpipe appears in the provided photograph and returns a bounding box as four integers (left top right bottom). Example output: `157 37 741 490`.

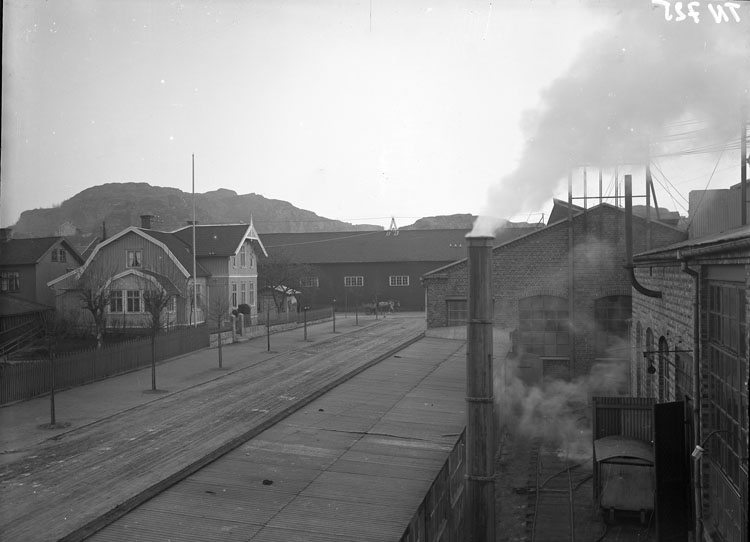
680 258 702 542
625 174 662 298
465 235 496 542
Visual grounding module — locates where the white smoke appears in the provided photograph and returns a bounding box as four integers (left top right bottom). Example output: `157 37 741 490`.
472 1 750 236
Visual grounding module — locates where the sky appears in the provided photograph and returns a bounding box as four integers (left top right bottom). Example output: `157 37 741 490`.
1 0 749 231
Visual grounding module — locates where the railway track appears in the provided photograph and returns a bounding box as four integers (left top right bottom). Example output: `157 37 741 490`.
530 441 592 542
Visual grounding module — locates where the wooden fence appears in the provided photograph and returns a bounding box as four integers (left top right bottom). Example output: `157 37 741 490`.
0 326 210 405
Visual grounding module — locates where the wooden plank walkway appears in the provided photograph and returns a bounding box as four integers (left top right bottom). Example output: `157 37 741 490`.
0 318 427 542
87 337 467 542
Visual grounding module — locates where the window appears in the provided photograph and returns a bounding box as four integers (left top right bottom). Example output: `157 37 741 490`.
51 250 58 262
517 295 569 357
248 282 255 305
705 282 747 542
300 276 319 288
109 291 123 312
231 283 238 307
0 271 20 292
126 290 141 312
389 275 409 287
446 299 468 326
59 249 67 263
240 245 246 267
167 296 176 313
126 250 142 268
231 255 237 268
344 276 364 287
240 282 247 304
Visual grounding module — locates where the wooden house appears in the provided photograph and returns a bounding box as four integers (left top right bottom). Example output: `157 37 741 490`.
0 229 84 306
48 217 267 331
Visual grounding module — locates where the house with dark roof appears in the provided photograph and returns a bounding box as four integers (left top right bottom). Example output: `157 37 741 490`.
0 229 84 306
422 200 686 384
48 217 267 331
259 226 542 311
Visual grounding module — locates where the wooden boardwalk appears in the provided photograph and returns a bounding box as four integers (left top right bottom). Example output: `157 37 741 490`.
0 318 430 542
87 337 467 541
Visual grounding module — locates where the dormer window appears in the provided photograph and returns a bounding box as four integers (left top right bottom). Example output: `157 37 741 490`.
127 250 142 268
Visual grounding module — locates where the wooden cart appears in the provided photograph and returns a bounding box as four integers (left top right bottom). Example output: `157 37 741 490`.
593 435 655 525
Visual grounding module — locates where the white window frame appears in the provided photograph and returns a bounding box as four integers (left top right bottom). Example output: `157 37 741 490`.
231 283 238 307
240 282 247 304
300 276 320 288
126 290 142 313
389 275 409 287
344 276 364 287
109 290 123 313
240 245 246 267
126 250 142 268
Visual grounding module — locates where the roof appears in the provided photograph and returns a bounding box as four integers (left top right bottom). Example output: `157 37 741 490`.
423 202 686 278
259 227 542 264
633 224 750 263
0 295 54 317
0 237 83 266
594 435 654 464
171 223 268 258
138 229 211 278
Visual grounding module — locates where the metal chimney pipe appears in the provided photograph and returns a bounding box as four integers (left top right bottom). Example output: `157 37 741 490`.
465 235 496 542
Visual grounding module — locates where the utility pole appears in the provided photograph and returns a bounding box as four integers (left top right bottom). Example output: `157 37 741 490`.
742 102 748 226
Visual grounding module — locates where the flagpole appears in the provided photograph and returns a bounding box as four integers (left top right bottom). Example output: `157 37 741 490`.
192 153 198 327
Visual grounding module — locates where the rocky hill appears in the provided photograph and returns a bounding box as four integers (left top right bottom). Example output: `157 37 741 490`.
11 183 382 238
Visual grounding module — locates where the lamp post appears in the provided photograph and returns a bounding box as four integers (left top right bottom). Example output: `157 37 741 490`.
303 306 309 341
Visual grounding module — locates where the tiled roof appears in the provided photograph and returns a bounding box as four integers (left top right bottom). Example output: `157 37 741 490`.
0 237 82 266
260 227 542 264
171 224 259 257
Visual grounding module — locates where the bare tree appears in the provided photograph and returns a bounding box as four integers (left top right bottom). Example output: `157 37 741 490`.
73 264 118 349
208 283 231 369
258 249 315 312
142 285 177 391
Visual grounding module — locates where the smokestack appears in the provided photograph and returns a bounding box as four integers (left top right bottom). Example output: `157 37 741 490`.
140 214 154 230
465 234 495 542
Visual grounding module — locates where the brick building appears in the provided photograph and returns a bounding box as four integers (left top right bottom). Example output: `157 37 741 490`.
631 187 749 542
422 202 686 383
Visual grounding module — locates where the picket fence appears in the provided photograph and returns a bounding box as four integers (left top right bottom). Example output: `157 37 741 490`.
0 326 210 405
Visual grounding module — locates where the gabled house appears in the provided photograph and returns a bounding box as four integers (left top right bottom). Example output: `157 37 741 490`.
421 200 687 384
171 221 267 323
48 216 267 332
0 229 84 306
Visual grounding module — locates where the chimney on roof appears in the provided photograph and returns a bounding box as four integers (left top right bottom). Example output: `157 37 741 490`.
0 228 12 242
140 215 155 229
187 220 199 226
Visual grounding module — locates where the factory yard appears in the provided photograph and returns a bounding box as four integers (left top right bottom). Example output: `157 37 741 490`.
1 314 655 542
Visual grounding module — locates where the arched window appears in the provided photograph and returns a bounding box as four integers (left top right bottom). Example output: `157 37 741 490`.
635 322 642 396
518 295 569 357
645 328 655 398
658 336 669 402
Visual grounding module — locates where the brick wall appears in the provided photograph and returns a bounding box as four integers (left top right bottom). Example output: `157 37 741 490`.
631 265 695 401
423 205 686 380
